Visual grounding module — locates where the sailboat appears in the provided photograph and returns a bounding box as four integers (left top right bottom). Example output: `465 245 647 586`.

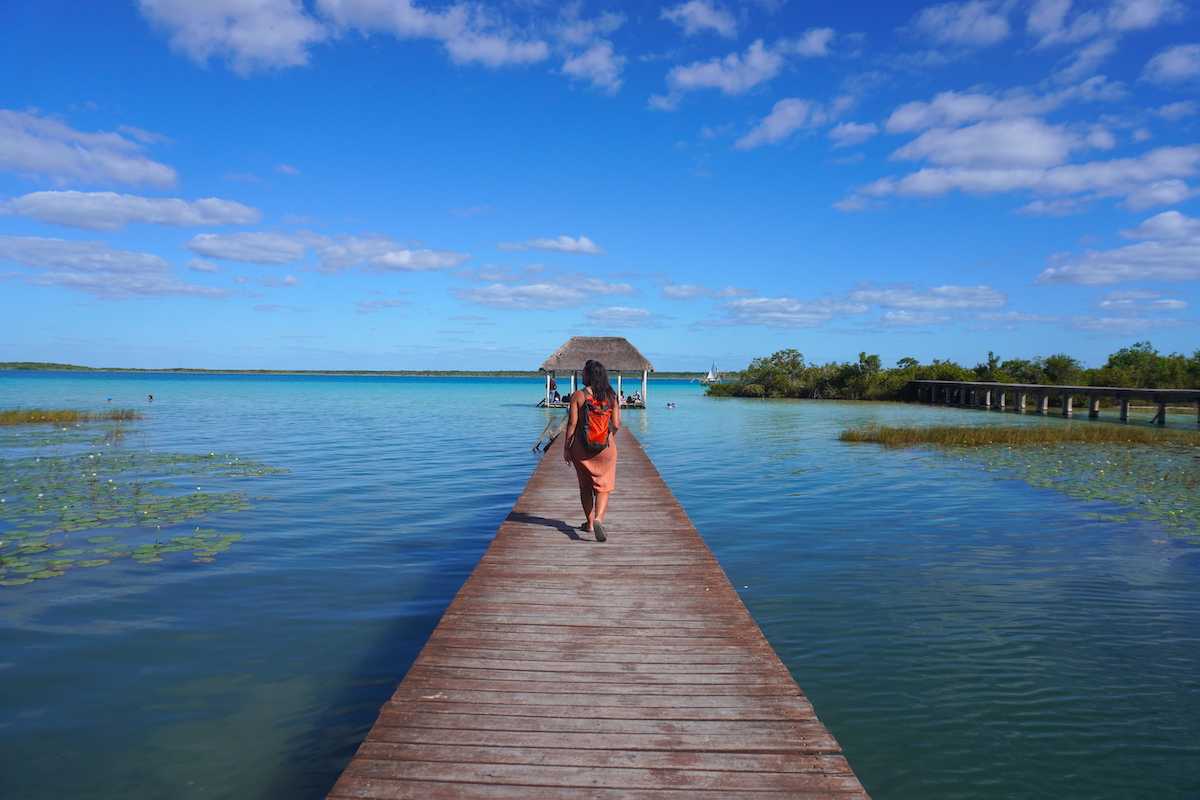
700 361 721 384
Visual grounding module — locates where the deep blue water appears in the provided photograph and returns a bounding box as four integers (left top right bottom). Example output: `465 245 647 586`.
1 372 1197 800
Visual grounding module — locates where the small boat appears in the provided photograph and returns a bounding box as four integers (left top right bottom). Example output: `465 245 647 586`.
700 362 721 384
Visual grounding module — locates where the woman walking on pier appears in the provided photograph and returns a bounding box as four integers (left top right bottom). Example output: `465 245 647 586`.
564 359 621 542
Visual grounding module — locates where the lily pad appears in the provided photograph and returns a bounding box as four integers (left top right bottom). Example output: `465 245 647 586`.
28 570 65 579
76 559 110 567
0 578 34 586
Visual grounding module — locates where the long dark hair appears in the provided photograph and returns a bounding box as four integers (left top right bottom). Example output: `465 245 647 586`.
582 359 617 404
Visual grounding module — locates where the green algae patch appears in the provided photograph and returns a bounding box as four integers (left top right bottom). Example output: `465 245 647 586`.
935 442 1200 543
0 435 288 588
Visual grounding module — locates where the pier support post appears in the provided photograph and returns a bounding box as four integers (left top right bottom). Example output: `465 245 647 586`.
982 389 991 408
1088 395 1100 419
1156 400 1167 425
1037 394 1049 415
1120 398 1130 422
1061 392 1073 417
1016 393 1026 412
995 391 1006 410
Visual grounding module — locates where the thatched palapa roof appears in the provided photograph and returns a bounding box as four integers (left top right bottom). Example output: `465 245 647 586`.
540 337 654 372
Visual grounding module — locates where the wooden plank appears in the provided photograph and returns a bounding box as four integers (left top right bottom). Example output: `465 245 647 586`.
327 427 869 799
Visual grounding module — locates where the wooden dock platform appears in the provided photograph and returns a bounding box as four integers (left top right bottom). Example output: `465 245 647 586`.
327 428 869 799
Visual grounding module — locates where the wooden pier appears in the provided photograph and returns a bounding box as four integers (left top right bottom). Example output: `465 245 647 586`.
327 428 869 799
911 380 1200 424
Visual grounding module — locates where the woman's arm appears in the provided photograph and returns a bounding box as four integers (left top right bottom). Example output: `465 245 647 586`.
563 390 583 463
610 395 621 433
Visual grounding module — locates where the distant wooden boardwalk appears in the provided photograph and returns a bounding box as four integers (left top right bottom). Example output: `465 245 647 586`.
327 428 869 799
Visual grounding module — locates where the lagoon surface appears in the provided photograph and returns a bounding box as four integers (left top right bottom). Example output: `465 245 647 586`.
1 372 1198 800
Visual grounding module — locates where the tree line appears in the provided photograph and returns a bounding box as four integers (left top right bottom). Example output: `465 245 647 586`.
705 342 1200 401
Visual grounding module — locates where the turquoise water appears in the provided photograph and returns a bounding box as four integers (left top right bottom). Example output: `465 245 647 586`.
1 373 1197 799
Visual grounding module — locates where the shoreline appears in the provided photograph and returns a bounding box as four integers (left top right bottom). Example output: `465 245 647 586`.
0 363 702 379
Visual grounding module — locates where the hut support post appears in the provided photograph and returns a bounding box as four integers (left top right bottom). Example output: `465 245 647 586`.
1088 395 1100 419
617 373 623 403
1120 398 1130 422
1062 392 1073 417
546 373 552 407
641 370 647 405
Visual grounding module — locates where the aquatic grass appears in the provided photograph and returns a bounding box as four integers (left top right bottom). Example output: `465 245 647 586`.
0 425 287 587
839 423 1200 448
0 408 143 426
838 424 1200 542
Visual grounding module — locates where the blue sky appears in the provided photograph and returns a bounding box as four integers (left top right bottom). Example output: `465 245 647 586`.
1 0 1198 371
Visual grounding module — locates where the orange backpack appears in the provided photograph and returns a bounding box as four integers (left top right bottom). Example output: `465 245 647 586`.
579 395 614 451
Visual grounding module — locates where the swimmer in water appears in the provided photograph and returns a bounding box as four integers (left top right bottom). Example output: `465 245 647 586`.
148 395 153 402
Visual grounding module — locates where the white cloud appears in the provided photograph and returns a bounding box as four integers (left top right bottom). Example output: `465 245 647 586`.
651 40 784 109
1122 209 1200 240
736 98 826 150
274 163 300 174
1036 210 1200 285
791 27 835 57
1015 198 1086 215
830 122 879 148
1056 37 1117 81
850 145 1200 208
0 234 231 300
891 118 1101 169
1155 100 1198 120
185 259 220 273
719 296 870 328
0 235 174 274
1068 315 1193 333
1122 179 1200 210
185 230 321 264
495 235 605 254
452 263 545 284
912 0 1010 47
140 0 551 74
450 272 636 310
257 274 301 287
5 191 261 231
1027 0 1180 46
583 306 666 327
139 0 327 74
317 0 548 68
562 41 626 92
879 310 955 326
1090 288 1188 314
1143 43 1200 85
355 298 410 314
659 282 755 300
660 1 737 38
0 109 177 187
315 234 471 273
184 229 470 271
846 283 1007 310
883 81 1118 134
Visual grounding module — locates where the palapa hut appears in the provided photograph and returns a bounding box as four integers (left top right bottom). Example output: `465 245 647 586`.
539 336 654 408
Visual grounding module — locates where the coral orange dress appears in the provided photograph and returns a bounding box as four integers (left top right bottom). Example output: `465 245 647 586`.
569 427 618 493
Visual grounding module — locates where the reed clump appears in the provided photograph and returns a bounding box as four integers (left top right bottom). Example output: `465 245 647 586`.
0 408 143 426
839 424 1200 448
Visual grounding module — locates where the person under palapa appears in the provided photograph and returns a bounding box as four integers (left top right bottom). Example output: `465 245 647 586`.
564 359 620 543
